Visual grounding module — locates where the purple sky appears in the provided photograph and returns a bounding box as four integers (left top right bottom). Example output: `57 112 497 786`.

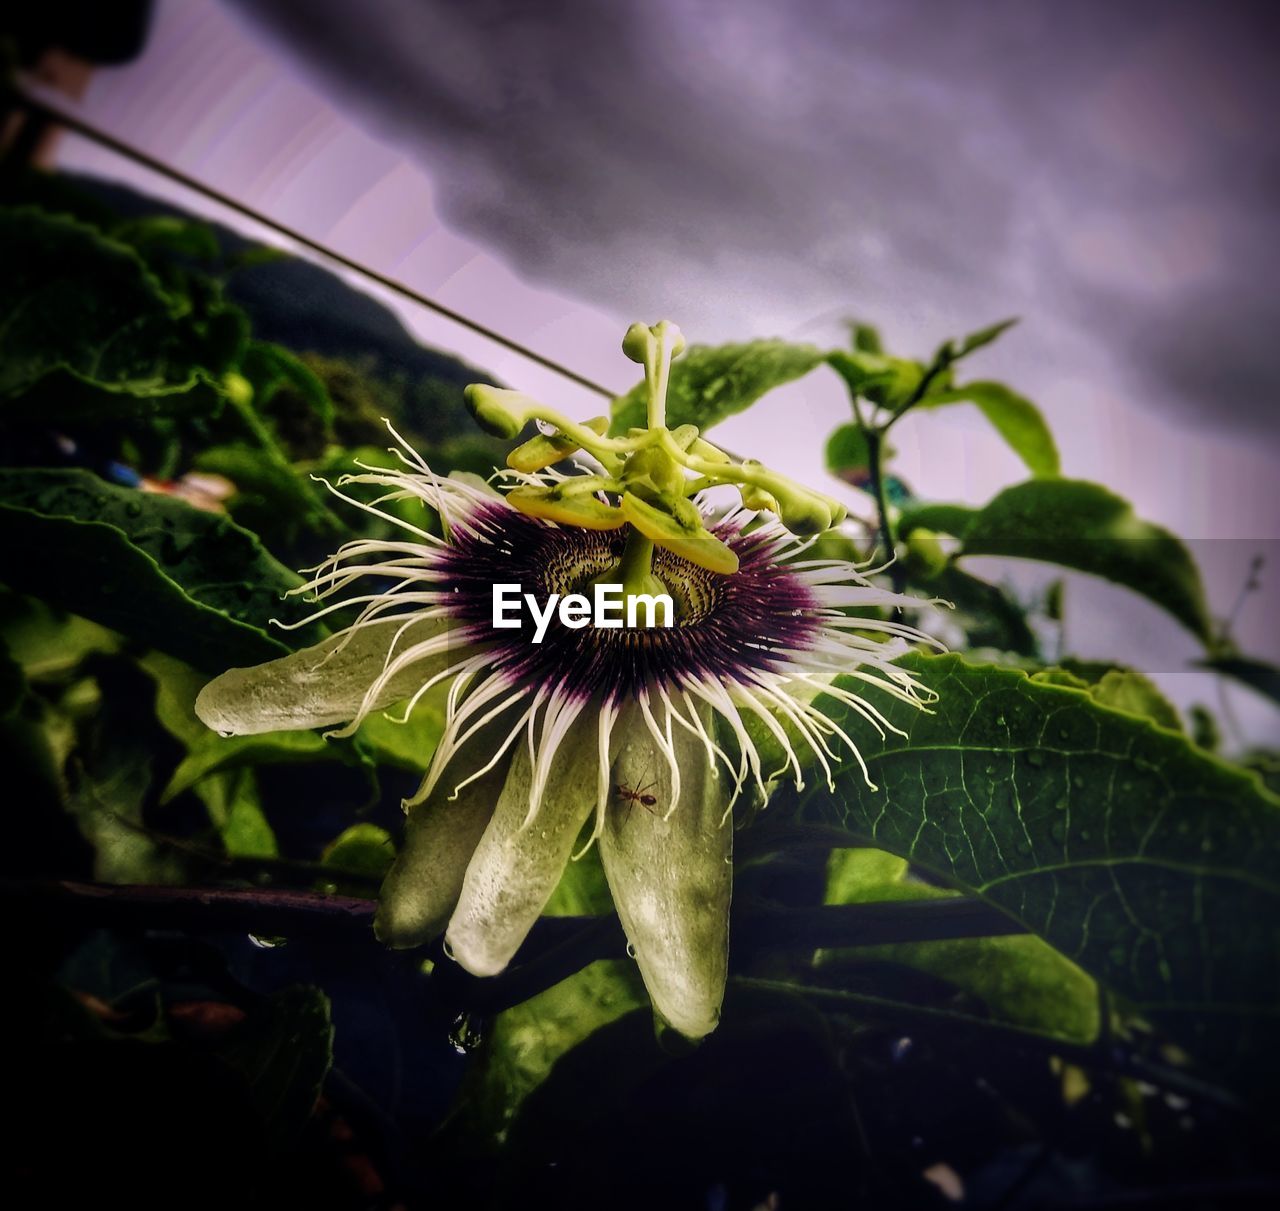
47 0 1279 743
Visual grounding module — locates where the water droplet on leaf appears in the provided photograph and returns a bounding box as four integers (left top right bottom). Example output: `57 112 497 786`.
449 1013 483 1054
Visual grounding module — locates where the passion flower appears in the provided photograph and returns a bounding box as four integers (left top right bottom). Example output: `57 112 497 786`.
195 321 939 1039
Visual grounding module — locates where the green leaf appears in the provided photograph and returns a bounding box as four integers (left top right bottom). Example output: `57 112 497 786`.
241 341 334 427
111 214 222 263
162 730 330 803
138 650 335 802
459 961 647 1150
193 443 333 529
896 501 976 539
609 340 824 434
0 589 119 680
196 767 279 858
0 468 312 672
1201 656 1280 710
899 479 1212 641
0 206 214 400
798 653 1280 1092
322 822 395 878
5 367 226 426
0 640 24 720
826 349 924 410
446 850 641 1149
64 695 186 886
1087 669 1182 732
916 381 1060 476
926 566 1037 657
848 321 884 354
953 318 1019 358
353 689 447 772
214 985 333 1146
824 848 1099 1042
824 423 871 474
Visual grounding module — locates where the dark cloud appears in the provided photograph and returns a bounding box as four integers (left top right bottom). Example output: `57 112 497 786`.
231 0 1280 435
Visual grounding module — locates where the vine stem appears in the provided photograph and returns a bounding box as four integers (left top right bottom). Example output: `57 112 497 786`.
7 879 1239 1107
3 877 1023 959
864 428 905 596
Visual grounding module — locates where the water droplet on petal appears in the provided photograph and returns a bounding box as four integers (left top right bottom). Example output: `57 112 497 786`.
625 941 637 959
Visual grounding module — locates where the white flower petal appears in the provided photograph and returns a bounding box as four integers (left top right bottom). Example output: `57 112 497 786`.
445 706 597 976
599 700 733 1040
194 616 452 736
375 750 511 950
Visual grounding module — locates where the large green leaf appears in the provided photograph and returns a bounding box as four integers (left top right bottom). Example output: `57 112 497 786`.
6 368 226 425
915 381 1060 476
0 468 310 671
609 340 824 434
793 653 1280 1092
0 207 222 403
899 479 1211 640
823 848 1099 1042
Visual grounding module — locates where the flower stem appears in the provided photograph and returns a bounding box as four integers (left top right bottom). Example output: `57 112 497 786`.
864 430 894 561
614 527 670 599
865 428 907 599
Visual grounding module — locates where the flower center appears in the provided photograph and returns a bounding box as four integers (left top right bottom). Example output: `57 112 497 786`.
437 506 820 704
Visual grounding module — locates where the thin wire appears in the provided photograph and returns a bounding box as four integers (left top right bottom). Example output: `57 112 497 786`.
6 89 619 400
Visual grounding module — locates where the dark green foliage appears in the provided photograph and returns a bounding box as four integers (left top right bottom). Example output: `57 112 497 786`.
901 479 1212 640
0 468 307 670
3 177 1277 1210
803 654 1280 1092
610 340 826 433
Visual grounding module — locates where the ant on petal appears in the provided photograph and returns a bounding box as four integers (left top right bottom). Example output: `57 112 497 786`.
614 762 660 826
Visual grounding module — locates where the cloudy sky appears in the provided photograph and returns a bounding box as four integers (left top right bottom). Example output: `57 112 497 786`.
233 0 1280 430
50 0 1278 739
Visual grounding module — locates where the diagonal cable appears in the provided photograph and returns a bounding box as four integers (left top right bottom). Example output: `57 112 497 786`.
5 88 619 400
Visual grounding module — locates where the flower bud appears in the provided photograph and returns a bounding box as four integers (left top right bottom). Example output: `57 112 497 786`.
622 319 687 364
508 484 626 530
507 416 608 472
464 385 542 439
